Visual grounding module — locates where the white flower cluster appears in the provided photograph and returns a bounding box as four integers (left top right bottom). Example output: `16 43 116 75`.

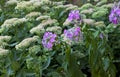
40 19 58 27
52 1 63 6
15 36 39 50
36 15 50 21
25 12 41 21
30 19 58 34
0 48 9 56
5 0 18 6
63 19 71 26
1 18 27 31
15 0 51 12
30 0 41 3
15 1 36 12
79 3 93 10
0 36 12 48
94 21 105 28
81 8 94 14
46 26 62 34
30 25 45 35
83 19 96 25
65 4 78 11
55 4 78 11
0 36 12 42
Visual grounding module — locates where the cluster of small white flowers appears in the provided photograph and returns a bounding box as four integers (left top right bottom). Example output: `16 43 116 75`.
40 0 51 5
55 4 78 12
30 25 45 34
33 1 43 8
83 19 95 25
30 19 58 34
36 15 50 21
101 3 114 9
81 8 94 14
94 21 105 28
0 48 9 56
5 0 18 6
63 19 71 26
65 4 78 11
96 0 107 6
25 12 41 21
40 19 58 27
15 0 52 12
30 0 41 3
52 1 63 6
79 3 93 10
0 36 12 48
1 18 27 30
54 5 66 9
15 1 35 12
0 41 8 48
15 36 39 50
46 26 62 34
0 36 12 42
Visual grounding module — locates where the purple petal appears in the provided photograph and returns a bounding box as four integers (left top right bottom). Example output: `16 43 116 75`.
112 17 118 24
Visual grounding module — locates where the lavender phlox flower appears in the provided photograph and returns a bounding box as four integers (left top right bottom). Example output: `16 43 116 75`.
68 10 81 22
64 27 83 42
109 2 120 24
42 32 57 50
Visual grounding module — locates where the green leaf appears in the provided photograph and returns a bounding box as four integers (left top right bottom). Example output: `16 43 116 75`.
67 54 85 77
93 30 99 38
102 57 110 71
42 57 51 70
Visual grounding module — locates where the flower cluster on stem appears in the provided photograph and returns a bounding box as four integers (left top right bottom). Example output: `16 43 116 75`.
109 2 120 24
64 27 83 43
67 10 82 24
42 32 57 50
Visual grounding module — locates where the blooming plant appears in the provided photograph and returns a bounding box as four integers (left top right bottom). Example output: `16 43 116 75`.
64 27 83 44
68 10 81 21
0 0 120 77
109 2 120 24
42 32 57 50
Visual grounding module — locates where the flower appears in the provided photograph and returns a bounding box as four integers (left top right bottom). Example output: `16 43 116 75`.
64 27 83 43
109 2 120 24
100 33 104 39
67 10 81 22
15 36 39 50
42 32 57 50
0 48 9 56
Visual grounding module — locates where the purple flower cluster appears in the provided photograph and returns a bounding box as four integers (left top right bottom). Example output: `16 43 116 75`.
109 3 120 24
42 32 57 50
68 10 81 22
64 27 82 42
